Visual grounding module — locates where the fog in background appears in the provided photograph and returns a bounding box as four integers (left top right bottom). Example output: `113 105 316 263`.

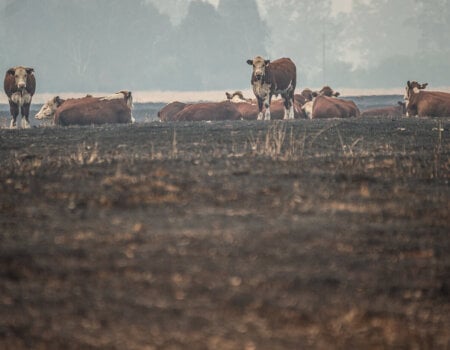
1 0 449 93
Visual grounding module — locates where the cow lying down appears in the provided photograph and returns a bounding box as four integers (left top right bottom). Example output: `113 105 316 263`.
301 87 360 119
157 91 305 122
35 91 134 126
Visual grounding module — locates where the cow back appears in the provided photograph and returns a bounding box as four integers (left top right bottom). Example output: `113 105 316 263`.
174 102 242 121
158 101 188 121
267 58 296 92
312 96 360 119
55 98 132 126
409 91 450 117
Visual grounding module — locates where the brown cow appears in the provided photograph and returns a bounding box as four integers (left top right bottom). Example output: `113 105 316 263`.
3 66 36 128
294 88 314 105
157 101 189 121
318 86 340 97
225 91 305 120
404 81 450 117
302 95 360 119
173 101 242 121
247 56 297 120
35 92 134 126
361 102 406 118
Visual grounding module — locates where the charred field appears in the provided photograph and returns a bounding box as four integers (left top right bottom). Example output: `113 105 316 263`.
0 102 450 349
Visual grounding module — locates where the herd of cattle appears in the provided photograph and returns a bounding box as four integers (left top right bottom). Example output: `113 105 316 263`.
3 57 450 128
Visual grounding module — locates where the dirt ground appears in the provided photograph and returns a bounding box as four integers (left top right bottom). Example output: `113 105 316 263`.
0 112 449 349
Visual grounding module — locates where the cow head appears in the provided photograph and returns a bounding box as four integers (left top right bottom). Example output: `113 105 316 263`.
404 80 428 100
226 91 252 103
35 96 65 120
247 56 270 82
7 66 34 91
319 86 340 97
404 81 428 116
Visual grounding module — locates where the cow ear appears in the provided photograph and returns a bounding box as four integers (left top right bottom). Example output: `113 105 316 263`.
421 83 428 89
246 59 253 65
26 67 34 74
333 92 340 97
265 60 270 65
312 91 319 97
407 81 411 88
54 96 64 106
7 68 15 75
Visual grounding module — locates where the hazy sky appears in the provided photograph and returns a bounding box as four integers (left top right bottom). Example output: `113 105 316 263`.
150 0 353 24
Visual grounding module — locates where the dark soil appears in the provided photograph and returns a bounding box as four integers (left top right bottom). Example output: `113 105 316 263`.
1 112 449 349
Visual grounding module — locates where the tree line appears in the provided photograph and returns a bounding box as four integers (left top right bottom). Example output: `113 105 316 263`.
1 0 449 92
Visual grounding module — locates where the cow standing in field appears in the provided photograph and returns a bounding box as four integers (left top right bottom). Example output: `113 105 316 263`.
35 91 134 126
404 81 450 117
3 66 36 128
247 56 296 120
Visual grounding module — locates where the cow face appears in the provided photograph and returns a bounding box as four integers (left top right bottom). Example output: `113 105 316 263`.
247 56 270 81
8 66 34 90
319 86 340 97
35 96 64 120
405 80 428 100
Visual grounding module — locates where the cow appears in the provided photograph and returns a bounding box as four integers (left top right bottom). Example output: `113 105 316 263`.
302 95 360 119
361 102 406 118
225 91 305 120
172 101 242 121
225 91 253 103
246 56 296 120
318 86 340 98
404 81 450 117
294 88 314 105
35 92 134 126
157 101 189 121
3 66 36 128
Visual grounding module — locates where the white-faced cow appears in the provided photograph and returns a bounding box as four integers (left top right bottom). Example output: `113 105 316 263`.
247 56 296 120
302 95 360 119
404 81 450 117
361 102 406 118
225 91 305 120
3 66 36 128
35 92 134 126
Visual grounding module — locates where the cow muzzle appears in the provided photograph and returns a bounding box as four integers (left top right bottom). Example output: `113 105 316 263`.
255 73 263 81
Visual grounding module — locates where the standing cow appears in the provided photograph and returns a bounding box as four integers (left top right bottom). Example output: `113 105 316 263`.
247 56 296 120
4 66 36 128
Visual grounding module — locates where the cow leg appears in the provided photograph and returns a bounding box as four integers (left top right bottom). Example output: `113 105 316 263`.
257 98 264 120
264 95 271 121
21 104 31 129
9 102 19 128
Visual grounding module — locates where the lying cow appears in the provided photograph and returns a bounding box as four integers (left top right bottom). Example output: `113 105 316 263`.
247 56 297 120
172 101 242 121
404 80 450 117
226 91 305 120
157 101 189 121
3 66 36 128
294 88 314 105
35 91 134 126
302 95 360 119
361 102 406 118
318 86 340 98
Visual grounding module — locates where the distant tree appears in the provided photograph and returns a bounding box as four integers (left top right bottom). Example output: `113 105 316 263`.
258 0 340 88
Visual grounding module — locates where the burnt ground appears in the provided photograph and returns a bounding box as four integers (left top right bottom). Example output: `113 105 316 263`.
0 102 449 349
